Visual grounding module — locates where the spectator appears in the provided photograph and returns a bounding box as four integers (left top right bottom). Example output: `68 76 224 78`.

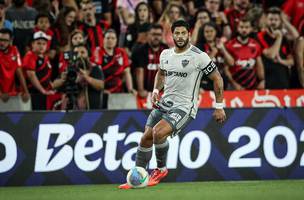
0 0 13 31
294 37 304 88
131 24 168 98
52 6 77 51
159 2 184 47
99 29 135 95
130 22 150 53
32 0 59 24
116 0 146 46
34 13 57 59
124 2 152 53
225 18 265 90
225 0 251 35
91 0 112 25
56 29 86 78
191 8 212 45
5 0 37 56
65 44 104 109
0 28 29 102
196 22 230 90
205 0 231 39
79 1 109 53
244 4 264 38
23 31 56 110
257 7 294 89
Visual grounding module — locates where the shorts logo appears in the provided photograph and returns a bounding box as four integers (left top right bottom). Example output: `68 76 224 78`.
169 113 182 123
182 60 189 67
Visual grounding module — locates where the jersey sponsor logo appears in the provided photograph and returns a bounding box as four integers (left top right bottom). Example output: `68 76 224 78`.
202 61 216 76
164 70 188 77
236 58 256 69
182 59 189 67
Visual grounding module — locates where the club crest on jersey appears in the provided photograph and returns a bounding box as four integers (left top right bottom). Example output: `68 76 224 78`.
181 59 189 67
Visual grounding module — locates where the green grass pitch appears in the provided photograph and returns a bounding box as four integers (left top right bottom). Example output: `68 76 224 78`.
0 180 304 200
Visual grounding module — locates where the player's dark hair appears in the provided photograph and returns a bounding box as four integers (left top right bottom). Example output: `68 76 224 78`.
171 20 190 33
148 23 163 32
35 12 51 25
0 28 13 39
266 7 281 16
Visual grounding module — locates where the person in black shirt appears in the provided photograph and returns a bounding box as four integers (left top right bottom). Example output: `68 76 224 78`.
131 24 168 98
124 2 152 53
72 44 104 109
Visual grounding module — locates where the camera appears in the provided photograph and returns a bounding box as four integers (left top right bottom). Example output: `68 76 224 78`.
61 51 88 110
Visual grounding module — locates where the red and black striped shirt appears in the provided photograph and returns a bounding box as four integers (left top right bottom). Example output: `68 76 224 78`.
78 20 109 52
23 51 52 93
99 47 129 93
225 38 262 89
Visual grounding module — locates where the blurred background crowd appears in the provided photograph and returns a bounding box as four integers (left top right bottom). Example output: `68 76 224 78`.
0 0 303 110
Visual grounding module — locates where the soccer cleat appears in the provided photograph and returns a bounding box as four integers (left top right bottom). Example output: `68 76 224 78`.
148 168 168 186
118 183 132 189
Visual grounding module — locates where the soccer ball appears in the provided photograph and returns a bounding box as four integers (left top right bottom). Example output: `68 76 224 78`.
126 167 149 188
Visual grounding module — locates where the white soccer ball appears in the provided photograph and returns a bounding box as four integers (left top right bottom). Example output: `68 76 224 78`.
126 167 149 188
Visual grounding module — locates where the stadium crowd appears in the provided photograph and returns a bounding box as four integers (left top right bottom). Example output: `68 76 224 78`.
0 0 303 110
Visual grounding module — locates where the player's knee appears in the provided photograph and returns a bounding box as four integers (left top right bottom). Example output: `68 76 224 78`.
140 128 153 147
152 126 163 143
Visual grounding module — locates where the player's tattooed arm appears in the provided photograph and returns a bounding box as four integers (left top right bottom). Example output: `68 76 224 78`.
208 69 224 103
153 68 165 91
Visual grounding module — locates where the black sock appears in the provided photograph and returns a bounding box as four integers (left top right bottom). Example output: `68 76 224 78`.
135 145 153 169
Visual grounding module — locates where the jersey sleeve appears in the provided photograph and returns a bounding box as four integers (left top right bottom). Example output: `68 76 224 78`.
196 52 217 76
22 53 36 71
159 49 168 70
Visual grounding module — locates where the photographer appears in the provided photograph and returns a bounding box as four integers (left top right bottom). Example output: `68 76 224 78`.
62 43 104 110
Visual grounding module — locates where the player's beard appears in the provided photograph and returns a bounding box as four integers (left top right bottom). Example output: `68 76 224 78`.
173 38 189 49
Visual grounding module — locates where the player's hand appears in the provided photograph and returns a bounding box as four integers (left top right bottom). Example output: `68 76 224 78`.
151 90 160 106
213 108 226 123
0 93 10 102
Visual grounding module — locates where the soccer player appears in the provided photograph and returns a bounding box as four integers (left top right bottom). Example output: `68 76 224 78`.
119 20 226 189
